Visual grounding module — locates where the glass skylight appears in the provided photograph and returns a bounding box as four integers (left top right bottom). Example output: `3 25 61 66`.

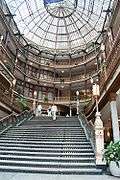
6 0 111 53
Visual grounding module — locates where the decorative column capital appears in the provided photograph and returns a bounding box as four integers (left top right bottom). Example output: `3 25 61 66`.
95 112 103 128
109 92 117 102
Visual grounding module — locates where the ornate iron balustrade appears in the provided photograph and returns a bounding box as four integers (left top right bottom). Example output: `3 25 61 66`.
79 112 95 152
0 110 33 134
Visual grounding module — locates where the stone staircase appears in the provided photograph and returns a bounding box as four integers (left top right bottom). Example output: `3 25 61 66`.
0 116 102 174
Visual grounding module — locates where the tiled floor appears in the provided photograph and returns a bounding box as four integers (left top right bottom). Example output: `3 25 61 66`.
0 173 119 180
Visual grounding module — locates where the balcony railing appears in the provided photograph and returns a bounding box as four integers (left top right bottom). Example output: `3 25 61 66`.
0 82 21 112
54 54 97 68
16 65 98 85
55 96 91 104
0 42 13 61
18 93 91 107
55 72 97 84
19 53 97 71
85 29 120 118
100 27 120 93
0 61 14 85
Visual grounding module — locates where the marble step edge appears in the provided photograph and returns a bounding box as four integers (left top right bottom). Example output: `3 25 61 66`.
13 127 83 129
0 144 92 149
0 160 96 168
0 150 94 156
0 155 95 161
1 137 87 140
0 146 93 152
0 140 90 144
0 165 102 175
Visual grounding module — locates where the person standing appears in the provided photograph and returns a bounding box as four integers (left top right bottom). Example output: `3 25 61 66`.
47 106 52 117
51 105 57 120
36 104 42 116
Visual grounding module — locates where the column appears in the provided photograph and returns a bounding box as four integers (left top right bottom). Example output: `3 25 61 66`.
33 99 36 114
92 82 104 165
69 84 71 116
107 28 113 49
100 43 107 80
69 105 72 117
10 79 16 109
53 54 56 103
76 91 79 115
33 91 37 113
57 89 60 101
76 99 79 115
94 112 104 165
109 93 120 142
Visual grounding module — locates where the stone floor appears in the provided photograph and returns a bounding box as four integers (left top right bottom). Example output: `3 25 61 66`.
0 173 119 180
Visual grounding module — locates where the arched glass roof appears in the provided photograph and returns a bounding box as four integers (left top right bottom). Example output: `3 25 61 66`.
6 0 111 53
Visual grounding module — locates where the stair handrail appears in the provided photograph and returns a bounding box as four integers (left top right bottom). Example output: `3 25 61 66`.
79 112 95 152
0 110 33 135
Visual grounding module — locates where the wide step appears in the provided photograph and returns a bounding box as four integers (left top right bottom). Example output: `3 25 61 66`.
0 165 102 174
0 116 102 175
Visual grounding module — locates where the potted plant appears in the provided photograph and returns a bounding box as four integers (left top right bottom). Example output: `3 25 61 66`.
103 141 120 177
17 96 29 111
44 96 48 103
